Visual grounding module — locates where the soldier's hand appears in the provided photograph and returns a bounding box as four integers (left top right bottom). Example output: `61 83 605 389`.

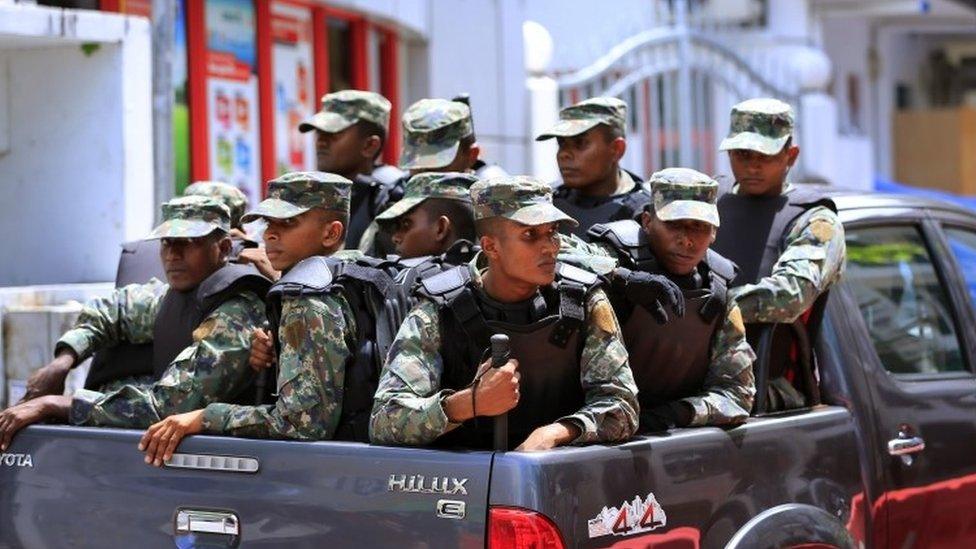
616 268 685 323
235 248 281 281
139 409 204 467
19 351 75 403
473 359 520 417
249 328 275 372
0 395 68 451
515 421 581 452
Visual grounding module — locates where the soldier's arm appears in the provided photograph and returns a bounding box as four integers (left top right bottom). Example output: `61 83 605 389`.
682 303 757 427
731 207 846 323
55 279 167 362
70 292 266 429
370 300 458 446
559 289 639 444
556 234 619 276
199 293 354 440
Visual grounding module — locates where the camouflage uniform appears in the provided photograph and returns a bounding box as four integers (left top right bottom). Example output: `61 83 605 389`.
718 98 846 323
66 196 267 428
536 97 650 239
370 175 639 446
200 172 358 440
571 170 755 427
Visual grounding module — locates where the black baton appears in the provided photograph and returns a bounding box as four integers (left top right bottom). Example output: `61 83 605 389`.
490 334 511 452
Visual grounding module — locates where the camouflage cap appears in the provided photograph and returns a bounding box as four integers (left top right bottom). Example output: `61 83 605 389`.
535 97 628 141
649 168 720 227
183 180 248 228
471 175 577 227
299 90 392 134
399 98 473 170
147 195 231 240
719 97 794 155
375 171 477 223
241 171 352 222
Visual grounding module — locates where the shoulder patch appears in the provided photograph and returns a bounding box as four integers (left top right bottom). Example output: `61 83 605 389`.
591 299 619 335
809 218 835 243
558 262 599 286
192 318 217 342
728 306 745 335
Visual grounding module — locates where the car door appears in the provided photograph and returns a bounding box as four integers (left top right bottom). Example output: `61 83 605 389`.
840 210 976 548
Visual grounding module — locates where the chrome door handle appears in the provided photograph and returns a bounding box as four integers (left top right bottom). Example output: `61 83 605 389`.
175 509 240 536
888 435 925 456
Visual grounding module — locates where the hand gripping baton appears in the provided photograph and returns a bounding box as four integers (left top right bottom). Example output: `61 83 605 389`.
490 334 511 452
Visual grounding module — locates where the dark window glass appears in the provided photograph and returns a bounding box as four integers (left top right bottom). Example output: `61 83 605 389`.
845 225 965 375
943 226 976 311
328 18 352 92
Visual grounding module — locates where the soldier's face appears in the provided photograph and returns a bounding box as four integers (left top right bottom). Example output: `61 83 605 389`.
262 210 344 271
316 128 365 176
482 220 560 289
641 212 715 275
728 145 799 196
390 206 450 259
160 234 228 291
555 128 624 191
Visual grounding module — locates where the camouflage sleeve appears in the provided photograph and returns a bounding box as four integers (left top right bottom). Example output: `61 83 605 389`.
682 303 757 427
559 289 639 444
69 291 267 429
370 300 460 446
56 279 167 361
731 206 846 323
199 293 355 440
557 234 619 276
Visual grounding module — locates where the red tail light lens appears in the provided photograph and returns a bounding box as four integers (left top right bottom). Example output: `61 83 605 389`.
489 506 566 549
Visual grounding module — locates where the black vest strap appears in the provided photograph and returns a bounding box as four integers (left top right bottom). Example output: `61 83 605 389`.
699 250 737 322
587 219 658 272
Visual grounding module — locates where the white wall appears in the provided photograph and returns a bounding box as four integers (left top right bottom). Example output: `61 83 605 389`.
427 0 529 174
0 7 153 286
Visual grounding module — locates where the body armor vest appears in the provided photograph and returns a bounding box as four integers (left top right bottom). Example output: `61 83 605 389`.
712 184 837 411
264 255 410 442
587 220 737 409
553 169 650 240
84 263 271 392
417 263 599 449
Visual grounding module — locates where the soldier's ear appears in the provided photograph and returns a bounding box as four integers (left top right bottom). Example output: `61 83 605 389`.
467 143 481 167
611 137 626 162
217 235 232 259
480 233 500 260
435 215 452 243
786 144 800 167
320 220 345 251
362 135 382 160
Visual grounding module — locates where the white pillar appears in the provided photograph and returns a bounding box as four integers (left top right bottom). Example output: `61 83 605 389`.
524 20 560 183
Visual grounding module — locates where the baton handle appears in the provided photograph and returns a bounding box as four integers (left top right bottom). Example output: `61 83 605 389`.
490 334 510 452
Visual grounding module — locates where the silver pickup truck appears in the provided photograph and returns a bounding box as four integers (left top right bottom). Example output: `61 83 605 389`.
3 190 976 548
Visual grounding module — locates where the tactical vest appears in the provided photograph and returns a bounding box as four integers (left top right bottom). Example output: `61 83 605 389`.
712 184 837 411
416 263 599 449
264 255 411 442
553 170 650 240
84 263 272 393
713 185 835 287
348 165 405 249
587 220 737 410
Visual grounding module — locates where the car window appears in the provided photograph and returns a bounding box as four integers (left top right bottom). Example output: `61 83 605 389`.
844 225 966 375
943 226 976 312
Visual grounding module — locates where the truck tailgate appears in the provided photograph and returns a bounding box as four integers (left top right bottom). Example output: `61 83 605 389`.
0 425 491 548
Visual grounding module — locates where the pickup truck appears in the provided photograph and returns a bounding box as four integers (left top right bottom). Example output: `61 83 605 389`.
3 190 976 549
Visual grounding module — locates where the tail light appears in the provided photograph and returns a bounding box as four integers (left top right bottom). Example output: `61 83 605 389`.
489 506 566 549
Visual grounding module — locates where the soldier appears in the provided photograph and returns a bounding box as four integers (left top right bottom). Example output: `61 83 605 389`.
536 97 649 240
712 98 846 410
0 196 269 450
585 168 756 431
370 175 639 451
359 97 507 256
299 90 404 248
374 172 477 260
138 172 365 466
